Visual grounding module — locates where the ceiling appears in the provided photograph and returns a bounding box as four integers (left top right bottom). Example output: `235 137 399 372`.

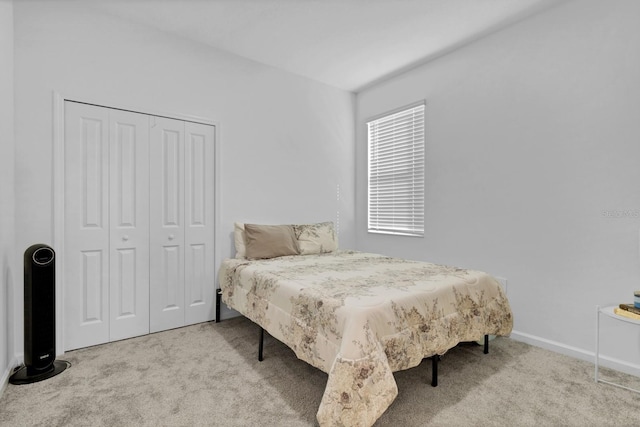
94 0 561 92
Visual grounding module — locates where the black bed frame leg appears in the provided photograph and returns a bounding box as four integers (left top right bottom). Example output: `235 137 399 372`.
431 355 440 387
484 334 489 354
258 327 264 362
215 289 222 323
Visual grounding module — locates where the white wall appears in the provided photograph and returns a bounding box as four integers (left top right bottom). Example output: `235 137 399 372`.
13 1 355 355
0 0 16 389
356 0 640 374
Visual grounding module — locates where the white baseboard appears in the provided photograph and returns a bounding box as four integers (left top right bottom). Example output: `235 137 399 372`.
0 367 9 397
510 330 640 378
0 355 20 398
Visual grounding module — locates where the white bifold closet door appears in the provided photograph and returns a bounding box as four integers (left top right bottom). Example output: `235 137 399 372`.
149 117 215 332
64 102 215 351
64 103 150 350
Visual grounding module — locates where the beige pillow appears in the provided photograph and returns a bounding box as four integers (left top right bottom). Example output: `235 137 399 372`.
244 224 300 259
234 222 247 259
293 221 338 255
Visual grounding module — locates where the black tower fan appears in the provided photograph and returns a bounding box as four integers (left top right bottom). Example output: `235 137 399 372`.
9 244 69 384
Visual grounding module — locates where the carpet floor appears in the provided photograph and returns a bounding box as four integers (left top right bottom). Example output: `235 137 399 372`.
1 316 639 426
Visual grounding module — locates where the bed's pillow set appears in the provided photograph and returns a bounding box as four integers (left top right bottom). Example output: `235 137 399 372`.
234 221 338 259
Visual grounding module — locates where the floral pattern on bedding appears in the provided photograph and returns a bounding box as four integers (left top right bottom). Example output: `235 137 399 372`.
219 251 513 427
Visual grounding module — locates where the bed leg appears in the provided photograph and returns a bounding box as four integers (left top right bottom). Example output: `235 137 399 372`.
215 289 222 323
431 355 440 387
484 334 489 354
258 327 264 362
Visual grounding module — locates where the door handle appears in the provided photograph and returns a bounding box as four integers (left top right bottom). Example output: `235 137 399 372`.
168 234 175 240
122 235 129 241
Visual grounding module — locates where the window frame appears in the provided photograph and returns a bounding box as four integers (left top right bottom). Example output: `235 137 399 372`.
366 100 426 237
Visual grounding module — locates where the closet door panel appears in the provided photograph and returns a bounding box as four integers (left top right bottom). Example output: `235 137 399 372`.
66 103 216 348
109 110 150 341
64 102 110 350
150 117 185 333
185 122 215 325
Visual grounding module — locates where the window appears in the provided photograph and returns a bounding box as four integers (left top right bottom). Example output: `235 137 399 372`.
367 102 425 237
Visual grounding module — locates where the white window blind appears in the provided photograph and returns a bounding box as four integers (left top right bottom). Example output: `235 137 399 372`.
367 103 425 236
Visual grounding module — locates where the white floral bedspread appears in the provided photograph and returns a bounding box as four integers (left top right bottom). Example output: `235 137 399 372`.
219 251 513 427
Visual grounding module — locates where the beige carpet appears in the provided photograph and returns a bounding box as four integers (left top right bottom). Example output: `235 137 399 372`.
1 316 639 426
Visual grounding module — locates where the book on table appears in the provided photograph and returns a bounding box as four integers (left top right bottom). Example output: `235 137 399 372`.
614 307 640 320
618 303 640 316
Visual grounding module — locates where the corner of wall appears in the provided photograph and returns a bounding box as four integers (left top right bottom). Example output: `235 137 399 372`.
0 0 17 399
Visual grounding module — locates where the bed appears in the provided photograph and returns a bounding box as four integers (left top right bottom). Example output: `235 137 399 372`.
218 222 513 427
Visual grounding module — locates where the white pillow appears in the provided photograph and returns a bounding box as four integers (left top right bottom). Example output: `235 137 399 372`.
293 222 338 255
234 222 246 259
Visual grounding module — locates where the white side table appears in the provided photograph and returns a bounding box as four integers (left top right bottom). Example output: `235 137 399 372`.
594 305 640 394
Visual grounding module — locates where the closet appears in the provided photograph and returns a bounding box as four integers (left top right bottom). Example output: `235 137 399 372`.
63 101 215 351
